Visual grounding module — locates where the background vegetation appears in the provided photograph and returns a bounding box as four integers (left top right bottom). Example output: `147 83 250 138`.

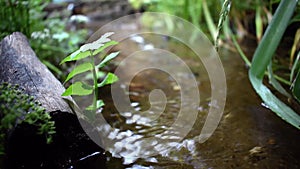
0 0 88 80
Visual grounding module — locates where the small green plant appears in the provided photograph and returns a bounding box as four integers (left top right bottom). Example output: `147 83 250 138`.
0 82 56 155
60 32 119 122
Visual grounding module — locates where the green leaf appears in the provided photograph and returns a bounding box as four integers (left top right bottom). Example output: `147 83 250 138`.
96 52 120 69
98 73 119 87
86 100 105 110
62 81 93 96
80 32 115 52
60 33 117 64
96 100 105 109
93 41 118 56
64 62 93 83
250 75 300 128
46 137 53 144
249 0 300 129
84 71 106 81
60 50 91 64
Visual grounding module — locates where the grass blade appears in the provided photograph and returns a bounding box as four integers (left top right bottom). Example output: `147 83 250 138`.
249 0 300 129
290 28 300 69
230 32 251 67
267 62 291 97
249 76 300 129
202 0 217 39
292 69 300 102
255 5 263 42
291 51 300 82
250 0 297 78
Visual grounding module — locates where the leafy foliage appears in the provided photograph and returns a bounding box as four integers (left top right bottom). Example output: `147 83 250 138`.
61 32 119 121
0 0 88 80
0 83 56 155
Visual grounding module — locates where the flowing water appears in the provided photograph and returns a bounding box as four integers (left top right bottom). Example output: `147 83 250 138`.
80 30 300 169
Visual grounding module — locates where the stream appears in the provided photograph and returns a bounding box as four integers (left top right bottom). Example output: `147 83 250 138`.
74 15 300 168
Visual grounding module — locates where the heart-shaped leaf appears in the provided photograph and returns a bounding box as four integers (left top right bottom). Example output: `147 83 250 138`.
60 50 91 64
62 81 93 96
64 62 93 83
80 32 115 52
86 100 105 110
96 52 120 69
98 73 118 87
93 41 118 56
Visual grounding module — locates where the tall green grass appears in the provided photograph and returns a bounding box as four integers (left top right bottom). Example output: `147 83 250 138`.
129 0 222 40
249 0 300 129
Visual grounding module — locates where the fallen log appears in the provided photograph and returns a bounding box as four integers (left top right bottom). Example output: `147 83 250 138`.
0 32 73 113
0 32 105 169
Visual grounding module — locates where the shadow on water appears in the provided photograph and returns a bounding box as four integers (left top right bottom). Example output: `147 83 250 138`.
92 32 300 169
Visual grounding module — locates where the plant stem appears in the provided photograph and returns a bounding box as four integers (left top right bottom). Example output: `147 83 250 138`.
90 51 98 113
231 33 251 67
215 0 231 51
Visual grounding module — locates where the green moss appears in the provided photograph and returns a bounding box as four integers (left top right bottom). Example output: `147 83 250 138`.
0 82 56 155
